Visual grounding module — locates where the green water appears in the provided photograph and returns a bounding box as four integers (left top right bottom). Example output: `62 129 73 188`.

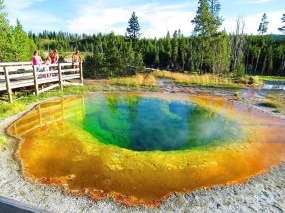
81 94 242 151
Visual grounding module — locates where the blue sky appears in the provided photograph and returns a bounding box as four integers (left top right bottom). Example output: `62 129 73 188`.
4 0 285 38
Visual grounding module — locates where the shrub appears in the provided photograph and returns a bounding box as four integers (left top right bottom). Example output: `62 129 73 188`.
234 91 240 97
260 100 283 108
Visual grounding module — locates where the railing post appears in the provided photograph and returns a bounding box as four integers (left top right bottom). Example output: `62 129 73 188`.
58 63 63 91
79 61 83 85
32 65 39 96
4 66 13 103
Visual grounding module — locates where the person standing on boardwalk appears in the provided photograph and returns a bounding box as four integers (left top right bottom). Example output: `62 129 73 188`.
51 49 59 72
43 56 52 77
51 49 59 64
32 50 43 71
72 50 82 69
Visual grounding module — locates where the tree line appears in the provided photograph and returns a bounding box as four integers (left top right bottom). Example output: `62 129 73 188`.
0 0 285 78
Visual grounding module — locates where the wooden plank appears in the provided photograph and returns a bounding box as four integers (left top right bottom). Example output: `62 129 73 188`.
59 62 77 67
62 74 80 80
37 77 59 84
61 68 79 73
37 70 57 75
38 83 59 94
48 64 58 68
0 85 6 91
48 70 59 74
10 80 34 89
5 65 33 71
0 62 32 66
7 72 33 78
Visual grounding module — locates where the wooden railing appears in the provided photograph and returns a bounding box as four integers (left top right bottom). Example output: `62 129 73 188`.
0 62 83 102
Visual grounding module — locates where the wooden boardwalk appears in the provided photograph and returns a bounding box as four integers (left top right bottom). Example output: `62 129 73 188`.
0 62 83 102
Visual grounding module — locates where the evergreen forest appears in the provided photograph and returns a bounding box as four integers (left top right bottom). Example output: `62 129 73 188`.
0 0 285 79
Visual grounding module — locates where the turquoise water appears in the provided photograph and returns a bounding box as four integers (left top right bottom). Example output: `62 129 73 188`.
82 94 242 151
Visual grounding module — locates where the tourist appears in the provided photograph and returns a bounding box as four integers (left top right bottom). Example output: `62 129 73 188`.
51 49 59 72
51 49 59 64
72 50 82 69
32 50 43 71
43 56 52 77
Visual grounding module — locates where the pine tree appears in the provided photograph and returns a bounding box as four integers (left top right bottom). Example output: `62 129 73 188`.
0 0 11 62
278 14 285 34
103 32 124 77
191 0 222 73
257 13 269 35
207 0 223 25
178 36 187 71
92 45 104 77
133 52 145 73
11 19 36 61
171 31 179 70
164 31 172 69
154 48 160 69
126 11 141 50
191 0 221 37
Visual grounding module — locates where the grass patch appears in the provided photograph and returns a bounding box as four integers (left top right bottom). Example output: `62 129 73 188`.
237 75 263 85
260 100 283 108
110 74 158 88
0 101 27 120
259 76 285 82
153 71 241 87
0 136 7 151
0 136 7 144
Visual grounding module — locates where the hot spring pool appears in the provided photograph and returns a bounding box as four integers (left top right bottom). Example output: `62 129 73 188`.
8 93 285 206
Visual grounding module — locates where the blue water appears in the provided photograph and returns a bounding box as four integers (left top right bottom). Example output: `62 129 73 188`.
82 94 242 151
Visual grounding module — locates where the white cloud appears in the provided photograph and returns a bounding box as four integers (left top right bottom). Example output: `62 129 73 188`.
65 1 196 37
66 7 130 35
140 11 196 38
4 0 283 37
5 0 45 10
222 10 285 35
236 0 274 4
4 0 63 32
252 0 274 3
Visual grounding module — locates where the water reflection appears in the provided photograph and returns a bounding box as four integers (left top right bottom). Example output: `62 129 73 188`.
11 96 85 138
8 93 285 207
83 94 242 151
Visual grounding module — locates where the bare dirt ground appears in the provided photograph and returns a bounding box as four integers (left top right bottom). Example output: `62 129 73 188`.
0 81 284 213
